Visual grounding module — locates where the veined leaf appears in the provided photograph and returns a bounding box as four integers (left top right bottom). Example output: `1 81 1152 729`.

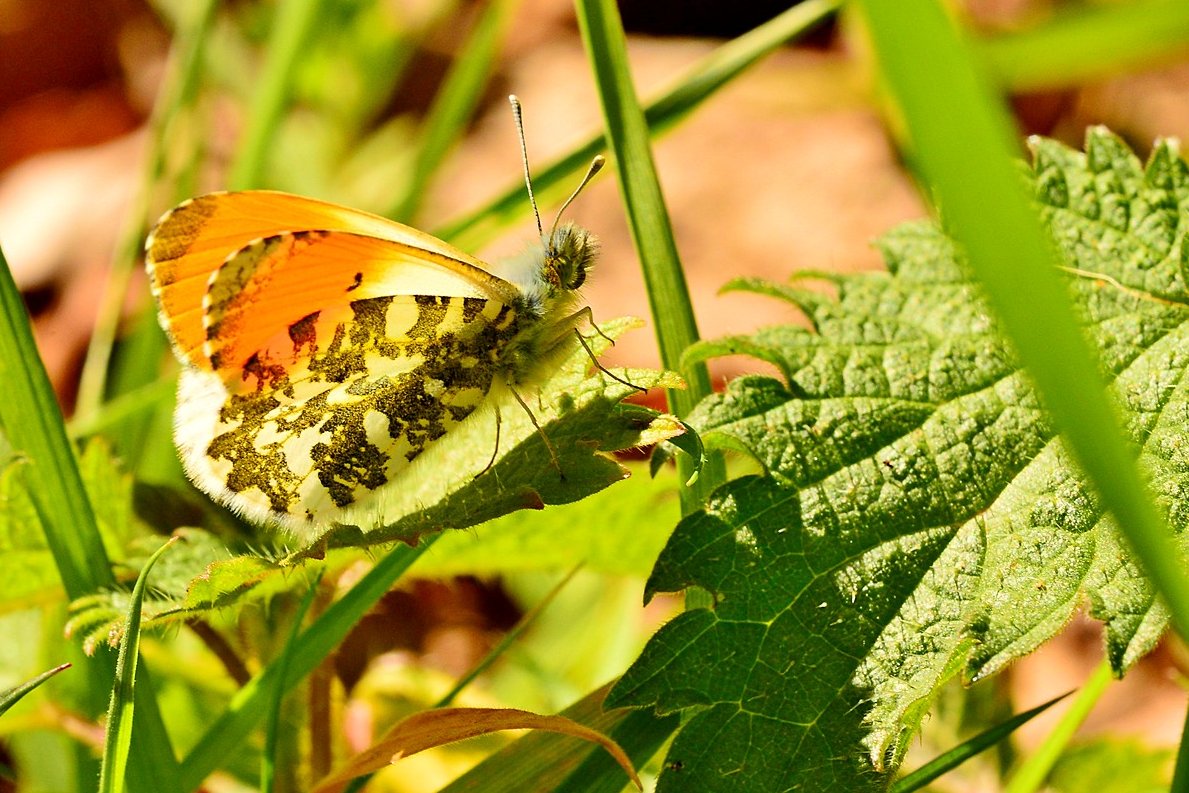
610 128 1189 791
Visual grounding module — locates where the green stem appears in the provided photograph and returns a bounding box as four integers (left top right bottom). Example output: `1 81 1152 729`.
574 0 725 511
75 0 218 420
1172 692 1189 793
228 0 327 190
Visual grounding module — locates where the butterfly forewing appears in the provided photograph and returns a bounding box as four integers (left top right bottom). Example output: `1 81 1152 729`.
146 191 513 373
201 229 517 378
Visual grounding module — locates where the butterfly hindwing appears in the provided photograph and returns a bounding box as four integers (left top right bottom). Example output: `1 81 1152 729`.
176 293 524 524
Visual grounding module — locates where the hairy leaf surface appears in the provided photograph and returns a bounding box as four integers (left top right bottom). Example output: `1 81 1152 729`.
611 128 1189 791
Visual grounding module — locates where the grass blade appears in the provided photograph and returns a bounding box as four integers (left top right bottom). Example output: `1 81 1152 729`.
262 570 325 792
387 0 518 222
0 664 71 718
435 0 840 252
1174 696 1189 792
979 0 1189 92
854 0 1189 643
892 690 1072 792
574 0 724 508
0 245 112 592
99 537 179 793
229 0 329 190
1003 661 1112 793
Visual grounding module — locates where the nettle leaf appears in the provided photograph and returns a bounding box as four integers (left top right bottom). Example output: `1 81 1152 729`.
610 128 1189 791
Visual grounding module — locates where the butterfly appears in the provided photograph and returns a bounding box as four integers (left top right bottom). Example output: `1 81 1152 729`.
145 96 612 536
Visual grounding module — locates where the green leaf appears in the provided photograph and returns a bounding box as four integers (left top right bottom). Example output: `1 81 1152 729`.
0 663 70 718
857 0 1189 650
67 531 309 644
893 689 1070 793
99 537 178 793
612 129 1189 791
0 454 61 613
0 437 149 620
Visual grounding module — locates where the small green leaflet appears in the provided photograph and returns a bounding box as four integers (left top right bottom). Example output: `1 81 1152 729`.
610 128 1189 792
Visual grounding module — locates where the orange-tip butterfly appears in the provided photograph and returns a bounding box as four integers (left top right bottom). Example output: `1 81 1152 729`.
146 96 609 536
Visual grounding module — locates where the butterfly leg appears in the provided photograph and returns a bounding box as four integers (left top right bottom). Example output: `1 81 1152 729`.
475 403 503 479
509 385 564 479
572 305 616 346
572 328 646 393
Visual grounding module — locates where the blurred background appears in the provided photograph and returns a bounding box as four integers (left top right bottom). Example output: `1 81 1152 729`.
8 1 1189 402
2 0 1189 790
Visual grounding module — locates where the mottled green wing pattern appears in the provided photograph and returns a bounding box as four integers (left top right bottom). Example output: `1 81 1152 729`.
176 293 522 528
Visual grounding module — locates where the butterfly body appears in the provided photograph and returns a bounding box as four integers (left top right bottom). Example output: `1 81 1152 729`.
147 191 598 532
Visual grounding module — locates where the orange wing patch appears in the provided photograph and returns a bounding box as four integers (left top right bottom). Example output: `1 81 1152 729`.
200 229 518 379
145 191 513 373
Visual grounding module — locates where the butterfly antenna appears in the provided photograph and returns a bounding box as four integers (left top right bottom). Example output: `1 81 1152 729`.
509 95 544 239
549 155 605 244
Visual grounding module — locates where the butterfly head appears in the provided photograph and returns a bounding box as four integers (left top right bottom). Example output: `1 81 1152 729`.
544 222 597 293
508 95 604 301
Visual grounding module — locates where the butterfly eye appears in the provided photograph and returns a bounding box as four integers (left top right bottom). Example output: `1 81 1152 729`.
548 223 596 291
